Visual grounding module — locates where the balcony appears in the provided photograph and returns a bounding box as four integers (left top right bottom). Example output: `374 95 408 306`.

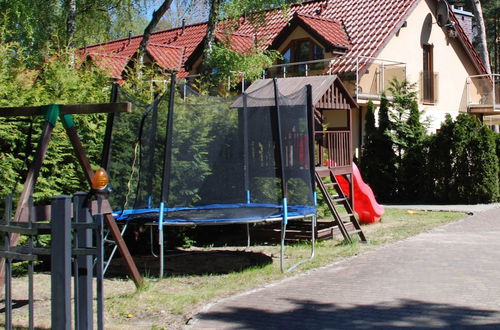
263 56 407 102
465 74 500 115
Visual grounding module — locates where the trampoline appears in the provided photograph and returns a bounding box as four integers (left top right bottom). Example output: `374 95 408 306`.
107 76 317 274
114 203 316 225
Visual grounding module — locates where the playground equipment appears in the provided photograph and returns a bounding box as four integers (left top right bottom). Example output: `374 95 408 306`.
0 101 142 288
107 75 368 275
0 193 106 329
336 163 384 224
108 76 318 274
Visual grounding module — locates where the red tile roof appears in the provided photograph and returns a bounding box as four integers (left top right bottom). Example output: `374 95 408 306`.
82 22 207 78
226 0 419 72
215 32 255 53
81 0 487 78
448 9 488 74
87 53 130 78
146 43 184 71
294 13 350 50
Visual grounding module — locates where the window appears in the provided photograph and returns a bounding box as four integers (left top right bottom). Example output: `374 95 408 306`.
281 39 325 75
422 44 435 103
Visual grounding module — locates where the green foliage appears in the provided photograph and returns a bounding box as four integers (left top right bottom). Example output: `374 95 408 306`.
427 114 455 202
0 0 150 63
428 114 498 203
0 43 109 203
361 79 431 202
360 96 397 202
387 79 427 201
221 0 296 19
205 44 281 91
496 133 500 188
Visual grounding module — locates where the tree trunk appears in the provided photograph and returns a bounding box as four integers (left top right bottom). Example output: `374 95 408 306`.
201 0 222 73
66 0 77 47
471 0 491 73
139 0 174 55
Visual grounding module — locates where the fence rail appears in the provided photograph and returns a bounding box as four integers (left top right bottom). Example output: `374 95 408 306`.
0 193 105 330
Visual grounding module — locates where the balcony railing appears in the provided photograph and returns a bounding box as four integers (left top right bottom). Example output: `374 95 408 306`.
263 56 406 102
315 130 352 169
466 74 500 114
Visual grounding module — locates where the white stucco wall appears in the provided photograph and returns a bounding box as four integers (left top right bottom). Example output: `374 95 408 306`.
372 0 482 132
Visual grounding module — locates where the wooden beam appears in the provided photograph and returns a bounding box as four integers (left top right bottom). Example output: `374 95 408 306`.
468 105 500 115
65 124 142 288
0 121 55 290
0 102 131 117
17 200 113 222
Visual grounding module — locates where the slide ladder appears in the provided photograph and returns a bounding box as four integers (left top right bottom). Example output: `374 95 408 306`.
315 169 366 242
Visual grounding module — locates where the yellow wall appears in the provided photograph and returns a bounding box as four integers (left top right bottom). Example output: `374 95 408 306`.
276 26 336 61
371 0 482 132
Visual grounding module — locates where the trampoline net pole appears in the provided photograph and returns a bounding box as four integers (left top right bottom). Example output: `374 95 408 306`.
100 82 119 170
160 73 176 204
243 92 250 204
159 73 176 278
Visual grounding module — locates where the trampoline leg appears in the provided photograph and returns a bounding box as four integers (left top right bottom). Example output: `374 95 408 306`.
246 223 250 248
103 223 128 275
158 202 165 278
150 225 158 258
310 215 316 259
159 227 164 278
280 220 286 273
281 214 317 273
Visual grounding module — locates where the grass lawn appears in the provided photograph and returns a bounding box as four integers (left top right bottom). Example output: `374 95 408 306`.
2 209 467 329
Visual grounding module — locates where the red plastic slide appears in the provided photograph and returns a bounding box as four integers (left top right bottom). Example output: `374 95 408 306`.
335 163 384 224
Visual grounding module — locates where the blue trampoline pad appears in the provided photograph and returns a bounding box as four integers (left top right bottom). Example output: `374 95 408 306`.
113 203 316 225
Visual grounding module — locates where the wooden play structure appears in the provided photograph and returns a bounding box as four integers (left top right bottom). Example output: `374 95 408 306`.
242 76 366 242
0 100 142 288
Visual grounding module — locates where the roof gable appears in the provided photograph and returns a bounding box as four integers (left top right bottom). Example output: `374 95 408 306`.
146 44 185 71
86 53 130 78
270 12 350 53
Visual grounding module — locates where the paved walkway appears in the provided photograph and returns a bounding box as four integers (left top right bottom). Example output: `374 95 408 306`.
385 203 500 214
188 206 500 329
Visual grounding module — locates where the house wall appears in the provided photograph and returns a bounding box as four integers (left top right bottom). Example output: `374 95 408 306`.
367 0 482 132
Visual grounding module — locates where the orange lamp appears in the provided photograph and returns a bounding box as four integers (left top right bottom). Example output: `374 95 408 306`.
91 168 109 191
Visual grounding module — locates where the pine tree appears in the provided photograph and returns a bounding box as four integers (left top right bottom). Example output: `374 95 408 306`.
428 115 455 202
399 99 427 201
429 114 499 203
360 96 397 202
360 100 377 186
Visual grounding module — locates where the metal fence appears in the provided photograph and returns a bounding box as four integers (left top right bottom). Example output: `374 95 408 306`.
0 192 105 330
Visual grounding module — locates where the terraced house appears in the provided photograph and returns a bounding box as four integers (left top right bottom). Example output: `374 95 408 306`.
81 0 499 156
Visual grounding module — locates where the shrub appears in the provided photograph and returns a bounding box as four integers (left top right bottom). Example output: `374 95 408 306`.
428 114 498 203
0 44 109 202
360 97 397 202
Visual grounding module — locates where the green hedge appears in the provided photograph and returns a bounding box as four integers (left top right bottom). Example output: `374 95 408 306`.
362 112 499 204
427 115 498 203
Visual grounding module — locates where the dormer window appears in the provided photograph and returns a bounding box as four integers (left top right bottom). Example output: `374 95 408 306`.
282 38 325 74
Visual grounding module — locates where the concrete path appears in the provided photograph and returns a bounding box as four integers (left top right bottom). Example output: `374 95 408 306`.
385 203 500 214
188 206 500 329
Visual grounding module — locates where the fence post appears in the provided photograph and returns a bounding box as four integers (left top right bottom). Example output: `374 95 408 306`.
4 194 13 330
74 192 93 330
51 195 72 330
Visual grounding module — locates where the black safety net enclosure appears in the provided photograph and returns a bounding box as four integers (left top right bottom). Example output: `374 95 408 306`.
107 78 316 225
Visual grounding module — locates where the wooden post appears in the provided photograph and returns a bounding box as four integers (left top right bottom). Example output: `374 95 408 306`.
0 107 57 289
63 114 142 287
0 101 140 289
